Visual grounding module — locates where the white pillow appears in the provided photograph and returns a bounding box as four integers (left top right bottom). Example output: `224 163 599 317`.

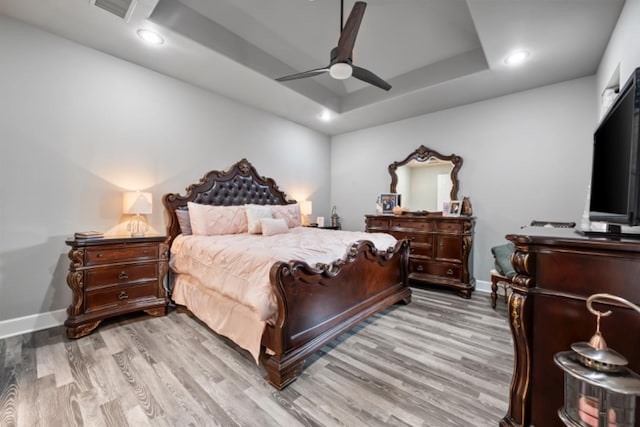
187 202 248 235
270 203 302 228
260 218 289 236
245 204 273 234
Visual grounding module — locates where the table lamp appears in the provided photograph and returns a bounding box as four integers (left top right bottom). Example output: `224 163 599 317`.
300 200 312 226
123 191 152 237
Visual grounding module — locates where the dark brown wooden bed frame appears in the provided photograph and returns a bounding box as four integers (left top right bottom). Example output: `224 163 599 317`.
162 159 411 389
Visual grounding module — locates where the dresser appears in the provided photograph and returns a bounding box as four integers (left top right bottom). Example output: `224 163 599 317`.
365 214 475 297
502 228 640 427
65 235 169 338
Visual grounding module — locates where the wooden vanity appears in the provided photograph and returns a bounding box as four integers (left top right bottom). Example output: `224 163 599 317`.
365 213 474 297
366 145 475 297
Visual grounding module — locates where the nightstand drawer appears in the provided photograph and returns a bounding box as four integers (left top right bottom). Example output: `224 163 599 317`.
85 282 157 312
410 260 461 279
85 244 158 265
85 263 157 290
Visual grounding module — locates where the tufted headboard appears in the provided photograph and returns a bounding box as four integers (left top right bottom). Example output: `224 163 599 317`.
162 158 296 247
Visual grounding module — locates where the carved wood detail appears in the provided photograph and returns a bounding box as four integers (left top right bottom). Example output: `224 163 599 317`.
501 229 640 427
388 145 463 206
64 236 168 338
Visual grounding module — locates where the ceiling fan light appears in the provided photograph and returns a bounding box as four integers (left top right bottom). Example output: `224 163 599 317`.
329 63 352 80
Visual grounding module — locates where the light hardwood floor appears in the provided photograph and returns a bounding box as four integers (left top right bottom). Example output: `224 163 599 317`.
0 287 513 427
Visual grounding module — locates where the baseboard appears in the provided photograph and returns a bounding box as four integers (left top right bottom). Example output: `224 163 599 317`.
0 309 67 340
0 281 492 340
475 279 491 294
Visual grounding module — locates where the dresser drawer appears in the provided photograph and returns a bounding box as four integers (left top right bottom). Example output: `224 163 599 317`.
409 260 461 280
85 263 157 290
391 219 433 232
366 217 389 229
85 282 157 312
436 221 463 233
409 241 433 257
85 244 158 265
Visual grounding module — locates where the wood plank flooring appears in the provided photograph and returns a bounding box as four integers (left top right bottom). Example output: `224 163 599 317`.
0 287 513 426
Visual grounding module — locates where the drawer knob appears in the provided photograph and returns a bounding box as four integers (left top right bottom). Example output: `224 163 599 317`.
118 291 129 300
118 271 129 280
97 253 103 258
447 269 454 275
416 265 424 272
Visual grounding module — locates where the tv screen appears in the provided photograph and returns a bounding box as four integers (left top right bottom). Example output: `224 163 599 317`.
589 67 640 226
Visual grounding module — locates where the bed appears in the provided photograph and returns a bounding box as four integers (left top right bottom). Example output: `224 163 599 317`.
162 158 411 389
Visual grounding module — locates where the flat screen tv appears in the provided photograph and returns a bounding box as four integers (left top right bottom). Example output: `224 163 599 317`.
589 67 640 227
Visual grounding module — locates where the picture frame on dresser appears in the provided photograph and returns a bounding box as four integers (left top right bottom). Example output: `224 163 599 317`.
443 200 461 217
380 193 399 214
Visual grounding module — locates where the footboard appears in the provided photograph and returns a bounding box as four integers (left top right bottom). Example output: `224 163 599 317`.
261 239 411 389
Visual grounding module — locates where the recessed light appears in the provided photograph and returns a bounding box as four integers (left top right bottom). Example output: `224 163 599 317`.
320 110 332 121
505 50 530 66
137 29 164 45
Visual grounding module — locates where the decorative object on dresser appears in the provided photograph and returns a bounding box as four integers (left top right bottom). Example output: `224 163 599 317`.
501 227 640 427
366 145 474 298
65 235 168 338
123 191 153 237
162 158 410 390
379 193 399 214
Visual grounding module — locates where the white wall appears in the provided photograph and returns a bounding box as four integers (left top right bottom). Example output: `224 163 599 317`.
0 17 331 322
331 76 597 284
597 0 640 110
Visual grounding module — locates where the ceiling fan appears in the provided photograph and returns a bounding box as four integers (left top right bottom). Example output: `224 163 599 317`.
276 0 391 91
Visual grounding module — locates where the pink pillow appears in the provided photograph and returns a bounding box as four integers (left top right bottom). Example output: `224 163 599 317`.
187 202 248 235
260 218 289 236
270 204 301 228
245 204 273 234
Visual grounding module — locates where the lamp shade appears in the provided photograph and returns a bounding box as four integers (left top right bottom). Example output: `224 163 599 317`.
300 200 312 216
123 191 152 215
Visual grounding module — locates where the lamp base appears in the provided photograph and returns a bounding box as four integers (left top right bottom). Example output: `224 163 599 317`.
127 214 149 238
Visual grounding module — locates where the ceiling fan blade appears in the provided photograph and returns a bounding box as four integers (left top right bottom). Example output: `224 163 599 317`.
352 65 391 91
335 2 366 63
276 67 329 82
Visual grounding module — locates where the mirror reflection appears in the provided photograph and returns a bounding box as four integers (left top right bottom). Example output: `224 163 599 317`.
396 159 454 212
389 145 462 213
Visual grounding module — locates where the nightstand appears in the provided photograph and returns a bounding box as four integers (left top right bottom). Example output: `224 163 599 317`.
64 235 169 338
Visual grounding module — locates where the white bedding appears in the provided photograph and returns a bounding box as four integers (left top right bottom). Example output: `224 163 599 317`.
169 227 397 361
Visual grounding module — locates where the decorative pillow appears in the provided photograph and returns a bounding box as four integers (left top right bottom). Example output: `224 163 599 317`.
245 205 273 234
187 202 248 235
491 243 516 279
175 209 192 235
271 203 301 228
260 218 289 236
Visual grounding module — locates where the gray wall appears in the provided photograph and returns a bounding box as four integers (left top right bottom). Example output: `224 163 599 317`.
0 17 331 322
597 0 640 113
331 76 598 284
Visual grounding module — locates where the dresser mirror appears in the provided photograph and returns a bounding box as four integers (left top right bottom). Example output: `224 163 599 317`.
389 145 462 212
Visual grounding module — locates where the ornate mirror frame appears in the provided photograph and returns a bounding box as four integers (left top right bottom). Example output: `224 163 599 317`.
389 145 463 206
